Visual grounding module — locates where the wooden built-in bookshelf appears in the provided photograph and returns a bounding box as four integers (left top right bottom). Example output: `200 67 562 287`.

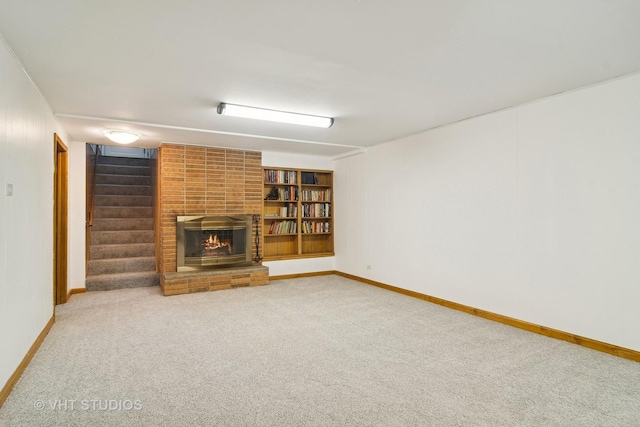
263 168 334 260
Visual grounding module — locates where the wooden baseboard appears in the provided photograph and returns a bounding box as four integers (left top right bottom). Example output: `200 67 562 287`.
335 271 640 363
270 270 337 281
67 288 86 300
0 316 55 409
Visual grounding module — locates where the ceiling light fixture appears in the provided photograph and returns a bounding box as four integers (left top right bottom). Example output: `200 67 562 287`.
103 130 141 144
217 103 334 128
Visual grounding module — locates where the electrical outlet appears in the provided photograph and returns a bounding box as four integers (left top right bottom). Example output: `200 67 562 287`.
5 183 13 196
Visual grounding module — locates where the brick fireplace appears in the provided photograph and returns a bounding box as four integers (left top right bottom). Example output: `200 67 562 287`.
157 143 268 295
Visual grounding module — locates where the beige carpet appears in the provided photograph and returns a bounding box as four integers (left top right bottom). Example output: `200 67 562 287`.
1 275 639 426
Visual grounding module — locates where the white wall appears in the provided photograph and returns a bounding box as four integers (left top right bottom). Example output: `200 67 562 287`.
261 151 335 275
335 73 640 352
0 35 69 388
262 150 333 171
67 141 86 289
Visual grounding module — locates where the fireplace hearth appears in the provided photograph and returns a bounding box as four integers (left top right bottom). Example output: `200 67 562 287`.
177 215 252 271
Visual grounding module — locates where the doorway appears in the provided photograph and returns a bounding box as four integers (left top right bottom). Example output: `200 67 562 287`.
53 133 68 305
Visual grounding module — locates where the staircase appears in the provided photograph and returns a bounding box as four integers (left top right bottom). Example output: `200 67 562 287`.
86 155 159 291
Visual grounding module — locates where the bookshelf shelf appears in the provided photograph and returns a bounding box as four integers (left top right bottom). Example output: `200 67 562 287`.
263 167 334 261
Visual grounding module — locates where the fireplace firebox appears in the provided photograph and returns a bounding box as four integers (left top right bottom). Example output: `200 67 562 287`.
177 216 252 271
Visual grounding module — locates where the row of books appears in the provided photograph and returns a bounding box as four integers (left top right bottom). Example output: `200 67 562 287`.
278 203 297 218
302 203 330 218
268 220 298 235
301 189 331 202
301 221 331 234
273 186 298 201
301 172 319 184
264 169 296 184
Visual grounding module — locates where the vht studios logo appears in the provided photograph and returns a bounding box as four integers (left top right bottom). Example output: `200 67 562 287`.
34 399 143 411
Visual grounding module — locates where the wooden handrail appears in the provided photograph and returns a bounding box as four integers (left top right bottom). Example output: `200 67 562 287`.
85 144 100 277
88 145 100 227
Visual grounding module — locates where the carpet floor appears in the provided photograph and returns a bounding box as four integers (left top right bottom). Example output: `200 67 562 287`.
1 275 639 426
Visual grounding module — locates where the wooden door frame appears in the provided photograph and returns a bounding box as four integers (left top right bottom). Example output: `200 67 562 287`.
53 133 68 305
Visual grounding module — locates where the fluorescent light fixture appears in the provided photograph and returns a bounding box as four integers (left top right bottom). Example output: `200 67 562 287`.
217 103 333 128
103 130 141 144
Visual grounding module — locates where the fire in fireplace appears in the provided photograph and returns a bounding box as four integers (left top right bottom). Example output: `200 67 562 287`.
177 216 252 271
201 233 232 256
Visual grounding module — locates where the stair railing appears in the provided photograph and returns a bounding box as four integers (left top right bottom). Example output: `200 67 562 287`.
85 144 102 276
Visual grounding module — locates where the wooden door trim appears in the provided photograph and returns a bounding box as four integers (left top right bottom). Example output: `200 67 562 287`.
54 133 68 305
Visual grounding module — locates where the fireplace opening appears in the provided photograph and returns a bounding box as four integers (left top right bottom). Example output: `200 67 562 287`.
185 229 236 257
177 216 252 271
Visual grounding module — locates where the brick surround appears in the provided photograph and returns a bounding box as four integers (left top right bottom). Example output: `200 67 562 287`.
157 143 267 295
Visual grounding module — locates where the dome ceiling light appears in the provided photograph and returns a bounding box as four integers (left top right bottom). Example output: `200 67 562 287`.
103 130 141 144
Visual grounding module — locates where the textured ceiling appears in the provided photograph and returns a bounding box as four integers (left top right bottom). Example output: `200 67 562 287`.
1 1 640 156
